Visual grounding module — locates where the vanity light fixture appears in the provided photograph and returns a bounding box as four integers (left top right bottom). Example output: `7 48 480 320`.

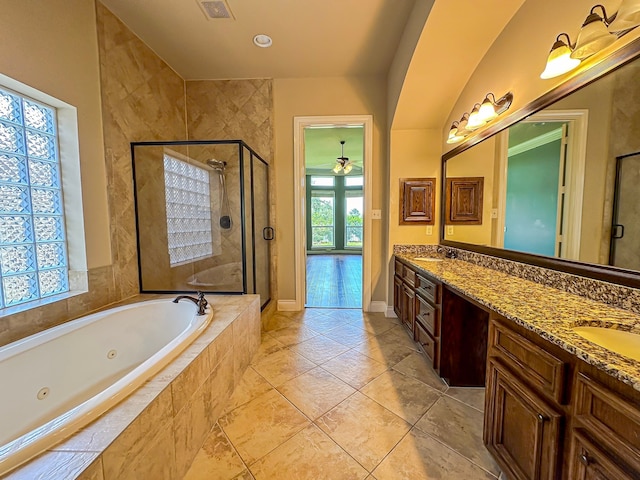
571 5 617 60
446 93 513 144
608 0 640 32
467 104 487 130
541 2 640 79
540 33 581 79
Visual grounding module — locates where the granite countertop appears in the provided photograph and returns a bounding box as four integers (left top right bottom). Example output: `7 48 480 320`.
395 253 640 392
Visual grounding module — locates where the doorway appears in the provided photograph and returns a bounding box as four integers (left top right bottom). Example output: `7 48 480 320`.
304 126 363 308
293 115 373 311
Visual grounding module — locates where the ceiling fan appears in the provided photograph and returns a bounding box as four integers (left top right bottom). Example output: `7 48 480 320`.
332 140 353 174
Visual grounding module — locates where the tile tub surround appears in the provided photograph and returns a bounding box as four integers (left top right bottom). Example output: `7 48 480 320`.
395 252 640 391
4 294 261 480
393 244 640 314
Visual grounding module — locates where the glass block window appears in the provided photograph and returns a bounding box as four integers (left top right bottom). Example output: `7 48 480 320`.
163 155 213 265
0 87 68 307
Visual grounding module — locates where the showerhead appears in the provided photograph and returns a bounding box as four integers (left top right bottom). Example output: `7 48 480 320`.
207 159 226 171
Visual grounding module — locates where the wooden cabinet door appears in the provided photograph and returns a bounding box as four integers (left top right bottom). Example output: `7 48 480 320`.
568 430 636 480
485 360 562 480
401 283 415 334
393 275 402 319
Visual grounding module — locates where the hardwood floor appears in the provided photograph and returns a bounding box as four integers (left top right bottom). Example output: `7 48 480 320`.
306 254 362 308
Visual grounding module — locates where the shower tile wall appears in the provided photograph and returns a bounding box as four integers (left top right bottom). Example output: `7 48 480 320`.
96 2 188 300
186 80 277 304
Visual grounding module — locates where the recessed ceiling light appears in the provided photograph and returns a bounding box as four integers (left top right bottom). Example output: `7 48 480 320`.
253 34 273 48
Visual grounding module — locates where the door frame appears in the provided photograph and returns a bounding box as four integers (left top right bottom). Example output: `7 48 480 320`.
293 115 373 311
496 109 588 260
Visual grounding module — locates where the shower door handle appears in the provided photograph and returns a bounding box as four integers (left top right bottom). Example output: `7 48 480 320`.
263 227 274 240
612 224 625 239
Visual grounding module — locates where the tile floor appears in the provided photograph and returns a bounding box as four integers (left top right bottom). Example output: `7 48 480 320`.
184 308 502 479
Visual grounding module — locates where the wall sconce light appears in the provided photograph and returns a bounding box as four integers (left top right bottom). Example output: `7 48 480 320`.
446 93 513 144
541 2 640 79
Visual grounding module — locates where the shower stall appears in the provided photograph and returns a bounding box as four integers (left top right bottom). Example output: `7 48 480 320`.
131 140 272 308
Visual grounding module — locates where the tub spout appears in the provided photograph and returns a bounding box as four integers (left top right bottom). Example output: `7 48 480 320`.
173 291 208 315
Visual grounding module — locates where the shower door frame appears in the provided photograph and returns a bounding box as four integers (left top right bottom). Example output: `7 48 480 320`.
130 140 271 308
290 115 374 312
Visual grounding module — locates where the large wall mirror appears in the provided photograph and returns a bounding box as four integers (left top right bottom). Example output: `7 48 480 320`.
442 38 640 288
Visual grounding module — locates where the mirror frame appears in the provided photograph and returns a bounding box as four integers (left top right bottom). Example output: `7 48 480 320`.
441 35 640 289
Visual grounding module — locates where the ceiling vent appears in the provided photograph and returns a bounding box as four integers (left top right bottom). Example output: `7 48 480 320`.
198 0 235 19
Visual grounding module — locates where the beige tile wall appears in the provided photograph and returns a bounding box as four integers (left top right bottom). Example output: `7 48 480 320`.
96 2 188 301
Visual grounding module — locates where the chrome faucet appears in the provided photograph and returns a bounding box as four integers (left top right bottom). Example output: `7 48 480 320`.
173 291 208 315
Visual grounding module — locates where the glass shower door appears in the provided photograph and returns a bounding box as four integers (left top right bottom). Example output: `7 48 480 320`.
253 154 271 307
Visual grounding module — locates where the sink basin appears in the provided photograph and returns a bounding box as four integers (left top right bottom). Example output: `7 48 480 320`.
572 326 640 362
413 257 443 262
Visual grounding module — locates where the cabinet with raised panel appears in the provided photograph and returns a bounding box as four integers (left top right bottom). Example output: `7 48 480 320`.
485 313 640 479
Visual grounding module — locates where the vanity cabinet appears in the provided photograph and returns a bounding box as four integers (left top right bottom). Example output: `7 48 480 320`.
393 259 416 335
414 271 442 370
485 313 640 480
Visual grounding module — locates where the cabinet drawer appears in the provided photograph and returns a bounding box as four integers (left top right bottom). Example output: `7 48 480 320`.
574 373 640 472
489 319 567 404
394 259 404 277
415 320 437 367
416 273 439 304
416 295 439 337
402 264 416 287
568 429 637 480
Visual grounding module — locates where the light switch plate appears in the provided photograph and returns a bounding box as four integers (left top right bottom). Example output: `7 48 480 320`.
447 225 454 235
372 209 381 219
491 208 498 219
426 225 433 235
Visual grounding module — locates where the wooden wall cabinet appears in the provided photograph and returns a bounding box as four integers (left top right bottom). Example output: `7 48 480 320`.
399 178 435 225
445 177 484 225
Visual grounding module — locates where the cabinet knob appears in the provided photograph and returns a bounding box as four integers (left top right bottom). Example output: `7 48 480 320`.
537 413 547 422
580 453 590 466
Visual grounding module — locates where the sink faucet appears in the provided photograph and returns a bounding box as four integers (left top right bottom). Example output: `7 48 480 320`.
436 246 458 259
173 291 208 315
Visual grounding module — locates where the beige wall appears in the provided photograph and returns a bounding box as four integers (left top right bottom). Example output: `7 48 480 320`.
387 128 441 301
273 76 388 302
0 0 118 346
444 136 496 245
0 0 111 267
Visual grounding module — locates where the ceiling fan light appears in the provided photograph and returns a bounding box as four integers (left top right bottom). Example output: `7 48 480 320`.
608 0 640 32
332 163 342 174
343 163 353 174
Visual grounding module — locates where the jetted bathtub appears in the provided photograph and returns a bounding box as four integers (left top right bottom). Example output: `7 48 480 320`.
0 298 212 476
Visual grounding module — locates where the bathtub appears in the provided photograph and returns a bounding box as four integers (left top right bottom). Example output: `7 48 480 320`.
0 298 212 476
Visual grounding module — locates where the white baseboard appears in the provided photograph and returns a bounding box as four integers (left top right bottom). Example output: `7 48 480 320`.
277 300 299 312
368 301 387 313
385 306 398 318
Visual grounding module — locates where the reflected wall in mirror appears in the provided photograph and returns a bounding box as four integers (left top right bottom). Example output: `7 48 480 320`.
443 52 640 273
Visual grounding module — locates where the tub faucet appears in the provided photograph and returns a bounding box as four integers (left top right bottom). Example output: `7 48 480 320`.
173 291 208 315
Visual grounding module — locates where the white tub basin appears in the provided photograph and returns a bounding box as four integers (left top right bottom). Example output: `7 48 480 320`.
413 257 443 262
572 326 640 362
